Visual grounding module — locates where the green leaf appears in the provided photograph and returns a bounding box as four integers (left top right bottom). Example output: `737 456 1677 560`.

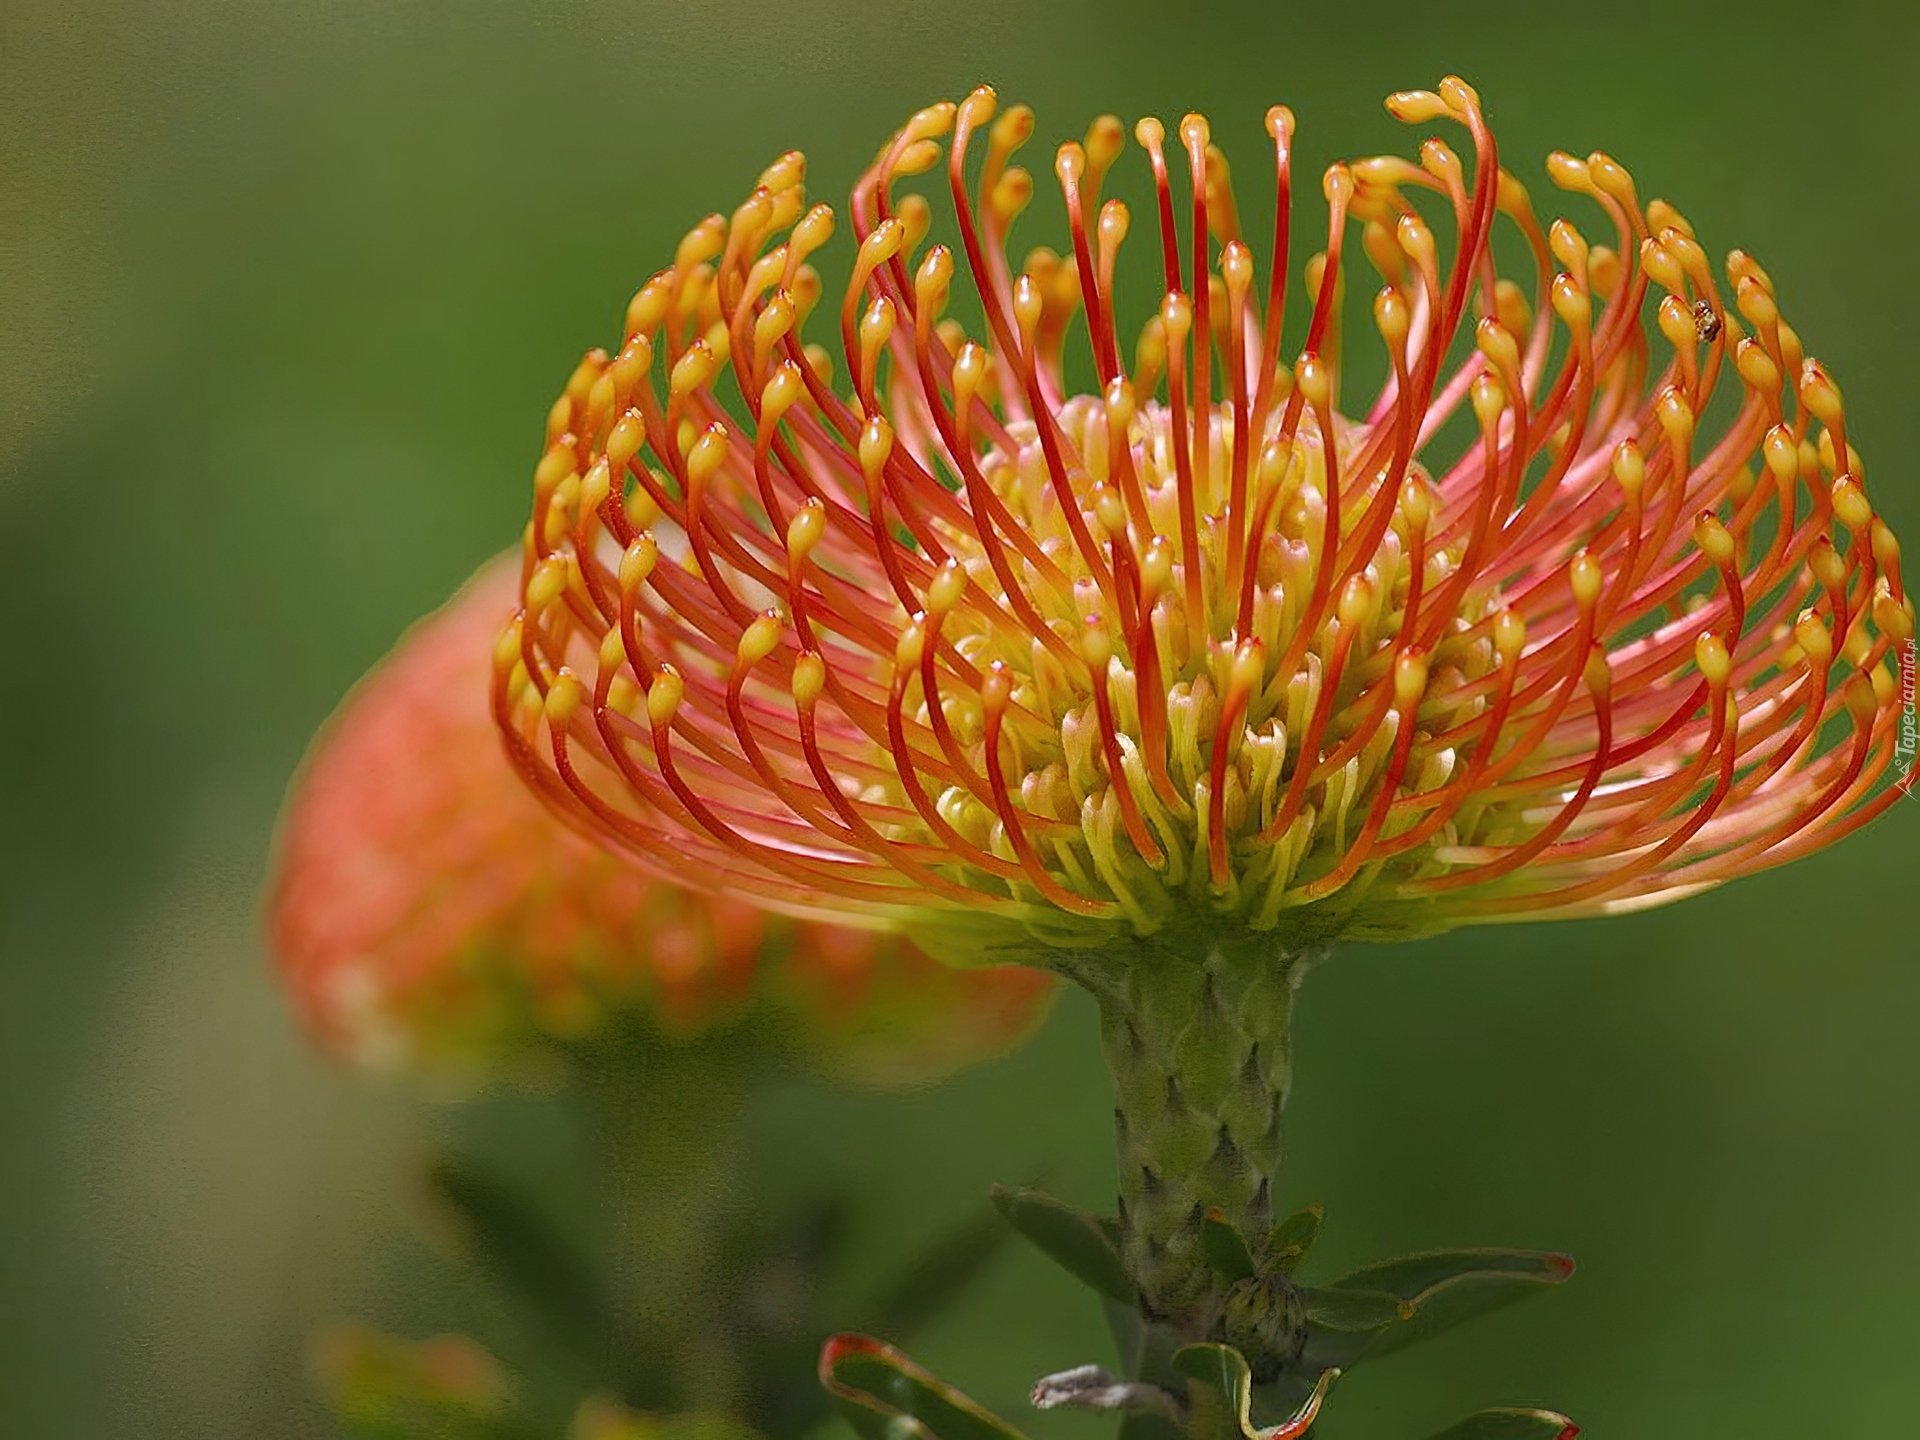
1329 1248 1575 1300
1298 1286 1409 1333
1266 1205 1323 1276
1171 1343 1336 1440
1201 1209 1257 1282
990 1184 1133 1302
819 1335 1031 1440
862 1204 1011 1342
427 1151 609 1367
1302 1249 1574 1371
1424 1408 1578 1440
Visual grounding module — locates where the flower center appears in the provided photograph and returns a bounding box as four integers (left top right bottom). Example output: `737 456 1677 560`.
871 392 1500 939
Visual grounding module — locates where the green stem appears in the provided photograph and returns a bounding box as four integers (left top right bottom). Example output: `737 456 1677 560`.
1065 929 1326 1332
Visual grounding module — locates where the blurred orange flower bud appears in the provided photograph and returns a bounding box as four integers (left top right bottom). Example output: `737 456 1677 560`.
266 557 1052 1080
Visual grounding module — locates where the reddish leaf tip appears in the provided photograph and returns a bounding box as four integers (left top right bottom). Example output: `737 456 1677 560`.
819 1332 890 1380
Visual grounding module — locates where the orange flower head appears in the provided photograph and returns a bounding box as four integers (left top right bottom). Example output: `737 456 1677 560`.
497 78 1911 955
268 558 1052 1075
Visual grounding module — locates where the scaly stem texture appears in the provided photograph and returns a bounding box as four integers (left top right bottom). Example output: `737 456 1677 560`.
1067 930 1325 1330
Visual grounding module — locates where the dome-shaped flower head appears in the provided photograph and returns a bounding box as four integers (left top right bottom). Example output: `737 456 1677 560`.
268 557 1053 1080
496 76 1911 957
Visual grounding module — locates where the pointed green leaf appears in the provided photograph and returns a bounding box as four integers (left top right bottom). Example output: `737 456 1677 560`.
425 1153 610 1371
1171 1343 1336 1440
1266 1205 1323 1276
1425 1408 1578 1440
862 1204 1010 1342
1171 1343 1254 1440
1367 1268 1570 1362
1298 1286 1409 1334
1201 1209 1257 1282
990 1184 1132 1302
819 1335 1031 1440
1303 1249 1574 1371
1329 1248 1574 1300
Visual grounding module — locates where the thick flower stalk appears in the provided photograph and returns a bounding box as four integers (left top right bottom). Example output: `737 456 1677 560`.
270 555 1053 1081
494 76 1911 1328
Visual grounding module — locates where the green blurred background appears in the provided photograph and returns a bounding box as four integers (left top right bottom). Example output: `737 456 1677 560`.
5 0 1918 1434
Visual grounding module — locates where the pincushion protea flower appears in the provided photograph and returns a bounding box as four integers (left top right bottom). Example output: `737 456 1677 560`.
269 556 1052 1081
494 75 1910 1327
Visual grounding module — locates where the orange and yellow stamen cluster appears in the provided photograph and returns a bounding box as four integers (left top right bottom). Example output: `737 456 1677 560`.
496 77 1911 950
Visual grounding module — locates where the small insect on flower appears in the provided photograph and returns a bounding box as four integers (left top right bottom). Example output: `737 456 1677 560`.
268 557 1052 1078
499 76 1912 957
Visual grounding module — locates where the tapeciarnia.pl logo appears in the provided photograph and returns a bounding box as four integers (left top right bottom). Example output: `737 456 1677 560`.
1898 639 1917 798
